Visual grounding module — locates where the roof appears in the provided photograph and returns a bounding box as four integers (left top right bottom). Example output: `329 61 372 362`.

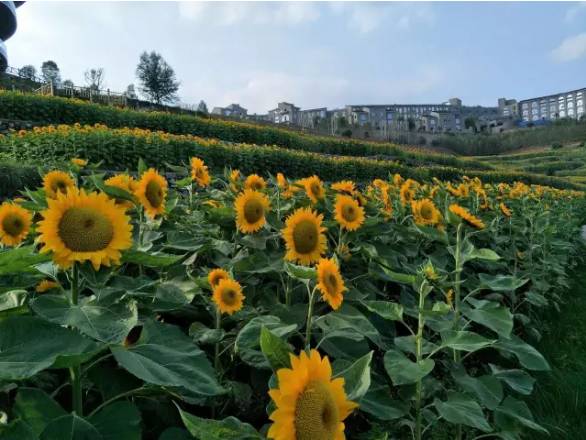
518 87 586 103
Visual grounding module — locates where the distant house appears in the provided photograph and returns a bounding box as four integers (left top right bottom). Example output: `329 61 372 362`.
268 102 301 125
211 103 248 118
299 107 327 128
518 88 585 123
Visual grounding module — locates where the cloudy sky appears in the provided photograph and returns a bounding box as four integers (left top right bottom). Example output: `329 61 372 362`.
8 1 586 113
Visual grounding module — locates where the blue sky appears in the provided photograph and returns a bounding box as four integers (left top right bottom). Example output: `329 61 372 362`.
8 1 586 112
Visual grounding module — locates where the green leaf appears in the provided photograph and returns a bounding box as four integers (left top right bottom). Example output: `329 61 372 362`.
464 248 501 263
13 388 67 437
495 336 550 371
121 250 183 267
334 351 372 401
360 387 409 421
88 401 142 440
435 392 492 432
111 320 224 398
489 364 535 395
31 295 138 344
478 274 529 292
495 397 548 434
137 158 148 176
463 300 514 338
316 304 384 348
260 326 292 371
0 246 51 275
0 316 102 380
383 349 434 386
284 262 316 280
177 406 262 440
361 301 403 321
369 262 416 285
451 367 503 410
89 175 136 204
0 290 27 312
40 414 102 440
440 331 495 352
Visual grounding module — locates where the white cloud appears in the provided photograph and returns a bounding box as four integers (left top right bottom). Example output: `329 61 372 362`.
551 33 586 62
565 2 586 21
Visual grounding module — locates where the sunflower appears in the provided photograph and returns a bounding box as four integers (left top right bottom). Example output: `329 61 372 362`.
245 174 267 191
234 189 270 233
208 268 230 288
449 204 485 230
400 180 416 206
190 157 211 188
299 176 325 204
43 171 76 199
277 173 288 190
282 208 327 266
0 203 32 247
500 202 512 218
316 258 347 310
411 199 442 227
212 278 244 315
393 174 404 187
334 195 365 231
71 158 88 167
331 180 355 195
105 174 138 209
267 349 358 440
37 188 133 270
135 169 168 219
36 280 60 293
229 169 242 193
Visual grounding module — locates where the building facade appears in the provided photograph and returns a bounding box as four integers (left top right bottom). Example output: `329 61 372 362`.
0 1 22 71
298 107 327 128
497 98 518 118
518 88 586 123
268 102 301 125
211 103 248 118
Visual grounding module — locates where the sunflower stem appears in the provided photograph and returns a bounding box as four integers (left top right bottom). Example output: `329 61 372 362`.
214 307 221 372
453 223 463 440
414 281 426 440
69 263 83 416
305 284 317 351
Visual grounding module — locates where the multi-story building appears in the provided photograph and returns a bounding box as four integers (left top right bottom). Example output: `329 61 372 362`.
268 102 301 125
497 98 518 118
518 88 586 123
299 107 327 129
211 103 248 118
0 2 23 71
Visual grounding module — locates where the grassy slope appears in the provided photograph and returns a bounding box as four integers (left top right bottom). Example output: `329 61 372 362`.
529 258 586 438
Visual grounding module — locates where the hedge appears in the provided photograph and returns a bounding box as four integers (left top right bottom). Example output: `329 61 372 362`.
0 91 493 171
0 124 580 190
0 161 41 200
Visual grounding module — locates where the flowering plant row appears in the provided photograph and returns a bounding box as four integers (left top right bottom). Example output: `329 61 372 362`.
0 156 583 439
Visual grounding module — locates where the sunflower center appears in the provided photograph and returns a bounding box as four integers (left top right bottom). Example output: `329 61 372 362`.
295 380 339 440
221 288 238 306
420 204 433 220
244 198 264 224
310 183 321 197
2 213 24 237
52 180 68 194
194 168 202 177
293 220 319 254
325 273 338 293
58 207 114 252
145 181 164 208
342 204 357 222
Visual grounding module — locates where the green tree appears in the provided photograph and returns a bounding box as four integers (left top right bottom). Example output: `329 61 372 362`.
41 60 61 86
135 51 180 104
464 116 477 133
18 65 36 80
84 67 105 91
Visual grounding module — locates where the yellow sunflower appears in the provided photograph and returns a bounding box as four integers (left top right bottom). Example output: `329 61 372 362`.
411 199 442 227
190 157 211 188
268 349 358 440
105 174 138 209
334 195 365 231
245 174 267 191
449 204 485 230
37 188 133 270
316 258 347 310
234 189 270 234
36 280 60 293
393 174 404 187
500 202 512 218
331 180 355 195
0 203 33 247
135 168 168 219
229 169 242 193
71 158 88 167
400 180 416 206
299 176 325 204
208 268 230 288
212 278 244 315
282 208 327 266
43 171 76 199
277 173 288 190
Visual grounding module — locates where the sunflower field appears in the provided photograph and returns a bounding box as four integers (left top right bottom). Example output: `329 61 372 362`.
0 156 584 440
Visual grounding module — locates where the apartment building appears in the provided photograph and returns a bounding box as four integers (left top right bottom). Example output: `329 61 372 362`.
268 102 301 125
497 98 518 118
518 88 586 123
211 103 248 118
0 1 22 71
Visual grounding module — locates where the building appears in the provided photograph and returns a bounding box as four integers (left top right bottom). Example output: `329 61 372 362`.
518 88 586 123
497 98 519 118
0 2 23 71
419 111 461 133
268 102 301 125
211 103 248 118
299 107 327 129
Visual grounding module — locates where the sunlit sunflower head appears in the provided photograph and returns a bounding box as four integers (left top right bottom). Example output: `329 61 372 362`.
208 268 230 288
334 195 365 231
105 174 138 209
422 261 439 281
245 174 267 191
298 176 325 205
190 157 211 188
212 278 244 315
230 169 241 182
372 179 389 191
316 258 347 310
282 207 327 266
449 204 485 230
400 180 416 206
277 173 289 190
331 180 355 195
268 349 358 440
0 202 33 247
500 202 512 218
135 168 168 219
411 198 442 227
393 174 404 187
36 280 60 293
71 158 88 167
37 188 133 270
43 171 76 199
234 189 270 234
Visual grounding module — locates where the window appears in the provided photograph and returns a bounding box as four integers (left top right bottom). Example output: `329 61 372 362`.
568 101 574 108
560 110 566 117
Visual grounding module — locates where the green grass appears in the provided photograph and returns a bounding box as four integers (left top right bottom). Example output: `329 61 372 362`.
528 257 586 439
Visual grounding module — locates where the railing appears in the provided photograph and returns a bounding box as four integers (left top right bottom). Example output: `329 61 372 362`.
3 66 45 83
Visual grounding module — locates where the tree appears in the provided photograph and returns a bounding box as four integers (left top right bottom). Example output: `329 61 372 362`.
135 51 180 104
62 79 74 88
125 84 138 99
197 100 208 114
19 65 36 80
41 60 61 86
84 67 105 91
464 116 477 133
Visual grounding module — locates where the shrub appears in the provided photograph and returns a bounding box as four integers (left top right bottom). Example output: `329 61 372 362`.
0 161 41 200
552 142 563 150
